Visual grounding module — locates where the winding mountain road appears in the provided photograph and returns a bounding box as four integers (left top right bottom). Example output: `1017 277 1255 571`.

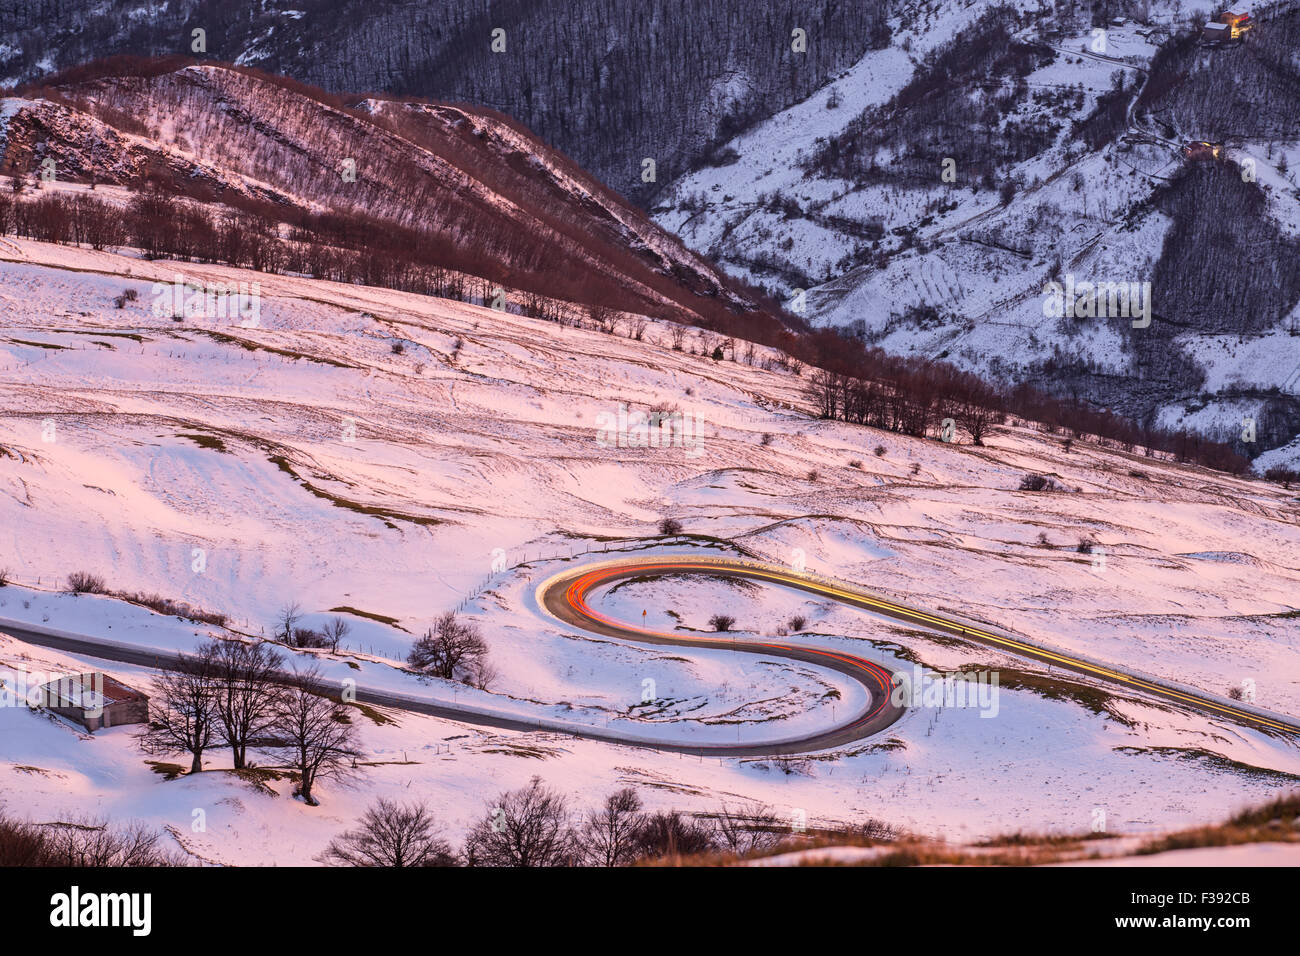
538 556 1300 741
4 554 1298 757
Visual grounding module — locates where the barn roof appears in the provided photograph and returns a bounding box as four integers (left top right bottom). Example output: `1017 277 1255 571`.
41 672 146 710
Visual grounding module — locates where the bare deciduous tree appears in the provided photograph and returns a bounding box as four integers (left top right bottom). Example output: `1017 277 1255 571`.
270 664 362 806
275 601 303 643
319 799 456 867
953 392 1005 447
4 815 185 867
137 652 220 774
42 818 185 867
463 776 576 867
205 638 285 770
578 787 644 867
713 802 785 857
407 612 490 685
630 810 717 861
323 616 351 654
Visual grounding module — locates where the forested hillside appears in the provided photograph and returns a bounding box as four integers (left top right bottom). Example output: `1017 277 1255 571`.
0 61 766 328
0 0 891 199
654 0 1300 467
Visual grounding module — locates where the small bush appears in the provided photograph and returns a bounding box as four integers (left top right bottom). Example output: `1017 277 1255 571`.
1019 474 1051 492
760 433 773 447
1264 466 1300 489
788 615 806 632
1228 686 1244 701
1076 537 1097 554
390 340 406 354
848 459 863 469
292 628 330 649
658 517 683 536
112 590 228 627
874 445 887 457
112 289 138 309
807 470 819 482
708 614 736 631
0 568 9 587
66 571 107 595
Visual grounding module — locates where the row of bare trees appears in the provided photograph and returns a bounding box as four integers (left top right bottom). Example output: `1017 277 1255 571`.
139 639 359 805
0 812 185 867
0 175 1252 474
793 325 1253 471
806 363 1006 445
321 776 897 867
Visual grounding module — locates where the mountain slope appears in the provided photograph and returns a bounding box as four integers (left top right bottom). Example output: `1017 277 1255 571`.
653 0 1300 465
1 235 1299 858
0 0 892 201
0 59 768 327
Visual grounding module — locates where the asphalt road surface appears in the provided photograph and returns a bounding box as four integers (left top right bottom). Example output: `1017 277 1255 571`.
4 555 1296 755
539 556 1300 740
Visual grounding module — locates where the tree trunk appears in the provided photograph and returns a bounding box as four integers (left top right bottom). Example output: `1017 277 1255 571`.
190 751 202 774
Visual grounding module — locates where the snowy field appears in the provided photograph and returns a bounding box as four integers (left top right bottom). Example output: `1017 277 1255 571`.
1 235 1298 863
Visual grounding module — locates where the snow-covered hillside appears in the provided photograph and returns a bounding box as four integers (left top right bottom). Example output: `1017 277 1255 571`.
1 234 1298 863
0 61 756 324
653 0 1300 465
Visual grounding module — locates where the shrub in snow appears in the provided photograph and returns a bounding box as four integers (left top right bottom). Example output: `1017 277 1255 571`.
65 571 107 594
1018 474 1065 492
407 612 490 686
658 517 683 536
319 799 456 867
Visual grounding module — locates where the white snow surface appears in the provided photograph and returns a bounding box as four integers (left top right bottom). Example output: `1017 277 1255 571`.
0 236 1298 864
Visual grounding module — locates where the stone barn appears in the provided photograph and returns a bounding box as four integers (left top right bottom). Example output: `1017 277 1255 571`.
40 672 149 732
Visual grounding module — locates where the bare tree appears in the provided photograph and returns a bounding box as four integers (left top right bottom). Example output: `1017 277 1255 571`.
587 301 619 335
137 651 220 774
463 776 576 867
270 664 362 806
631 810 717 861
205 639 285 770
579 787 644 867
4 816 186 867
319 799 456 867
41 818 185 867
275 601 303 643
713 802 785 857
953 390 1005 447
323 616 352 654
0 812 49 866
407 612 490 684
